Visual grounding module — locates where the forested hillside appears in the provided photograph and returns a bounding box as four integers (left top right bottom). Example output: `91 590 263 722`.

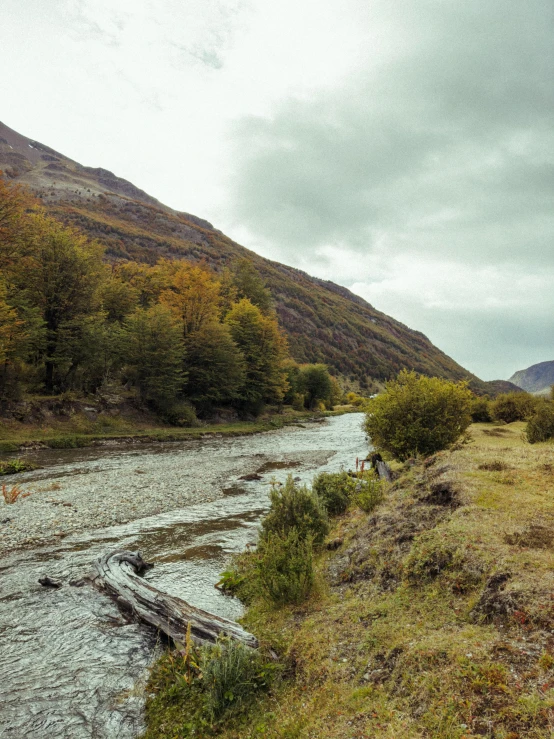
0 120 490 393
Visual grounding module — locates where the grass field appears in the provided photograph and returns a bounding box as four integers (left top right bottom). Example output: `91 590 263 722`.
143 422 554 738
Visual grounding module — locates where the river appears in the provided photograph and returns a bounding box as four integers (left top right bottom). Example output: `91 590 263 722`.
0 413 367 738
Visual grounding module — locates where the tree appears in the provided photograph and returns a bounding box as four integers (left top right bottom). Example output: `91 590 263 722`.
14 214 105 392
364 370 473 460
298 364 333 409
0 279 27 397
183 321 246 409
124 304 185 414
225 298 288 414
229 259 273 314
159 262 220 337
0 174 34 271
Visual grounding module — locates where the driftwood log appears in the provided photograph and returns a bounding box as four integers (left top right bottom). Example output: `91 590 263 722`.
91 550 258 648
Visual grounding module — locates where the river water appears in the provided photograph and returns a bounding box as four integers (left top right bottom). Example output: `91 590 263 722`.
0 414 366 739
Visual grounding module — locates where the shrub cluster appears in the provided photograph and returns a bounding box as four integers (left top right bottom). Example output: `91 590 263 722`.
354 477 385 512
526 401 554 443
364 370 473 460
261 476 329 545
470 396 492 422
200 638 274 720
312 470 356 515
255 529 314 606
491 392 538 423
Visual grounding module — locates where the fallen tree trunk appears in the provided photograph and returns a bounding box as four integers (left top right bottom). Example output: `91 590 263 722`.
91 550 258 649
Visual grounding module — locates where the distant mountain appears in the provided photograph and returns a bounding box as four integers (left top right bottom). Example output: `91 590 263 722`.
0 119 491 393
484 380 525 395
509 361 554 395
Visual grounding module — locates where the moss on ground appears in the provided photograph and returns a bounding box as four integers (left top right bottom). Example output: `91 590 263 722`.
142 421 554 738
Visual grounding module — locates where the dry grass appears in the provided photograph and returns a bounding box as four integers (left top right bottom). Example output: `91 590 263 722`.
2 483 27 503
193 422 554 739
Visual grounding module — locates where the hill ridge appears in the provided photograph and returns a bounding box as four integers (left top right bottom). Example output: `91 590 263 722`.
0 119 490 393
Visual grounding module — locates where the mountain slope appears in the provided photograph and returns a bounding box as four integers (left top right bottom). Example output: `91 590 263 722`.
0 120 490 392
509 360 554 395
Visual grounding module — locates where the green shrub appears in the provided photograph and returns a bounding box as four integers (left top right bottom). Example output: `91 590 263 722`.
256 529 314 605
470 396 492 422
201 638 273 720
491 392 538 423
354 477 385 512
364 370 473 461
0 459 37 475
526 401 554 443
163 401 198 427
312 470 356 515
46 435 89 449
261 475 329 545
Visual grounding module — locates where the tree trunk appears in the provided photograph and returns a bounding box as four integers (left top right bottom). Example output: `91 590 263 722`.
90 550 258 648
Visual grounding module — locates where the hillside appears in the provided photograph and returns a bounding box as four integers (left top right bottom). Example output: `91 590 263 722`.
0 119 490 392
509 361 554 396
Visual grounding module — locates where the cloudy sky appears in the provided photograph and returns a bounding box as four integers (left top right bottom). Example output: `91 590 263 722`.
2 0 553 379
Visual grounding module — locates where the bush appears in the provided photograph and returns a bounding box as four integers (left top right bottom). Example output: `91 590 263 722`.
526 401 554 443
355 477 385 512
163 401 198 427
491 392 538 423
201 638 272 720
256 529 314 605
312 471 356 515
471 396 492 422
261 475 329 545
364 370 473 461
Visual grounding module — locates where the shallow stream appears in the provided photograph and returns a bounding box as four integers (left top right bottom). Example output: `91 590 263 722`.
0 414 367 738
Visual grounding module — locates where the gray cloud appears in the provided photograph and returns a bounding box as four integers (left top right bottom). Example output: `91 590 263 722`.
229 0 553 265
225 0 554 377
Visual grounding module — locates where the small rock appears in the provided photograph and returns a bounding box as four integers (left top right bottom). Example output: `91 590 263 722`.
39 576 62 588
239 473 262 481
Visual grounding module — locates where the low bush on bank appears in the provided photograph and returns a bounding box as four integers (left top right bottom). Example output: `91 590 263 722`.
354 477 385 512
201 638 275 720
312 470 356 515
261 476 329 545
526 400 554 443
143 635 276 737
364 370 473 460
255 529 315 606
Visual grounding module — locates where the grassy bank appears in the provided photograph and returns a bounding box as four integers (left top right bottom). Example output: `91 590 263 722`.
0 405 358 455
143 421 554 738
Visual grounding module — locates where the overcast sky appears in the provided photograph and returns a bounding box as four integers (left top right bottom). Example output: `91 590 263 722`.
2 0 553 380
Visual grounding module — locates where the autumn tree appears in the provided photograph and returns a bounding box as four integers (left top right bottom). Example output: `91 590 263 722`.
15 214 106 392
0 174 35 271
159 262 220 337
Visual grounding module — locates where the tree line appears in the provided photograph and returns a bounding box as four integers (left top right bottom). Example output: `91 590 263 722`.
0 176 340 421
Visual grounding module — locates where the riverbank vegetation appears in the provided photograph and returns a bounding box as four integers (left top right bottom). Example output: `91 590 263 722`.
0 176 344 428
143 419 554 739
142 375 554 737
